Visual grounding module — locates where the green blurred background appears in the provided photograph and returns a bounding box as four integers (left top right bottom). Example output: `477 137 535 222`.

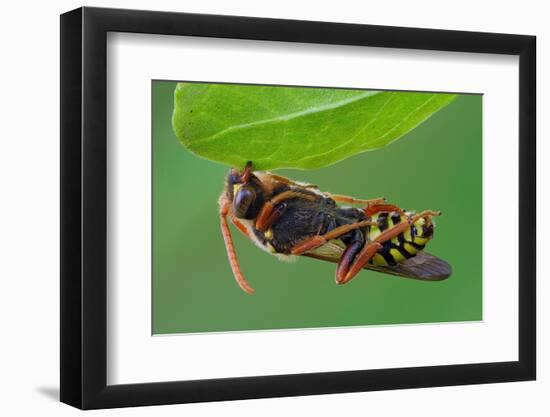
152 81 482 334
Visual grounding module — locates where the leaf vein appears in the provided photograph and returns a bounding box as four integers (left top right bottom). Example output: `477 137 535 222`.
189 91 380 146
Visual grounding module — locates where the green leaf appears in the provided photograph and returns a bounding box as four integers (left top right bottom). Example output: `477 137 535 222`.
172 83 456 170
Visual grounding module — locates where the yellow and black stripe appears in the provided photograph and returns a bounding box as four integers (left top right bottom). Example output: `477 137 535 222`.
367 211 434 266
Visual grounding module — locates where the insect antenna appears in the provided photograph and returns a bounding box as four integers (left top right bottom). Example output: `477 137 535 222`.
219 202 255 294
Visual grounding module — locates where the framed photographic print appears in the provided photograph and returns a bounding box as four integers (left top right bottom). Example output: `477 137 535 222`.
60 6 536 409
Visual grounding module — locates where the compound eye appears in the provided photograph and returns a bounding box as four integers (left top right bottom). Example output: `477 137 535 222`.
233 186 256 218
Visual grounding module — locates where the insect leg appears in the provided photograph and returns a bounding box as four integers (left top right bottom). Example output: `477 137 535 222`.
339 210 442 284
335 230 365 283
219 199 255 295
291 220 376 255
268 173 318 189
230 215 250 238
325 193 405 217
327 194 386 206
255 202 288 232
336 242 382 284
255 190 317 232
364 203 404 216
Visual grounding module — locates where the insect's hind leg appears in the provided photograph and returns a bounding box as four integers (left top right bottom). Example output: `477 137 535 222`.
364 203 404 216
327 194 386 206
338 210 442 285
327 193 404 216
335 229 366 284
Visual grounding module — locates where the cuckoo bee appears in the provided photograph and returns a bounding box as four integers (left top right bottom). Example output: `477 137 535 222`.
219 162 452 294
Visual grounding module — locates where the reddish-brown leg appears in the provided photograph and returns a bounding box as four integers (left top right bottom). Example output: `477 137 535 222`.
338 210 442 284
255 190 316 232
268 173 318 189
219 200 255 295
335 241 364 283
230 215 250 238
364 203 404 216
336 242 382 285
291 220 376 255
328 194 386 206
255 203 288 232
328 193 404 217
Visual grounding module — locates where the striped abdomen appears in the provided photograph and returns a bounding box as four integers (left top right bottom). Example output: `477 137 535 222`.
367 211 434 266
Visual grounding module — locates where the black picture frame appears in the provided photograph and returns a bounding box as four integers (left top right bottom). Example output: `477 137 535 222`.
60 6 536 410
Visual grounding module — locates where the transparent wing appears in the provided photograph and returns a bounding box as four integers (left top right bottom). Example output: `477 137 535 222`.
304 241 452 281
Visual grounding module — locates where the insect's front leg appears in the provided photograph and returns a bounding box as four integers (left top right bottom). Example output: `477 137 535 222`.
255 190 316 232
255 202 288 232
230 214 250 238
